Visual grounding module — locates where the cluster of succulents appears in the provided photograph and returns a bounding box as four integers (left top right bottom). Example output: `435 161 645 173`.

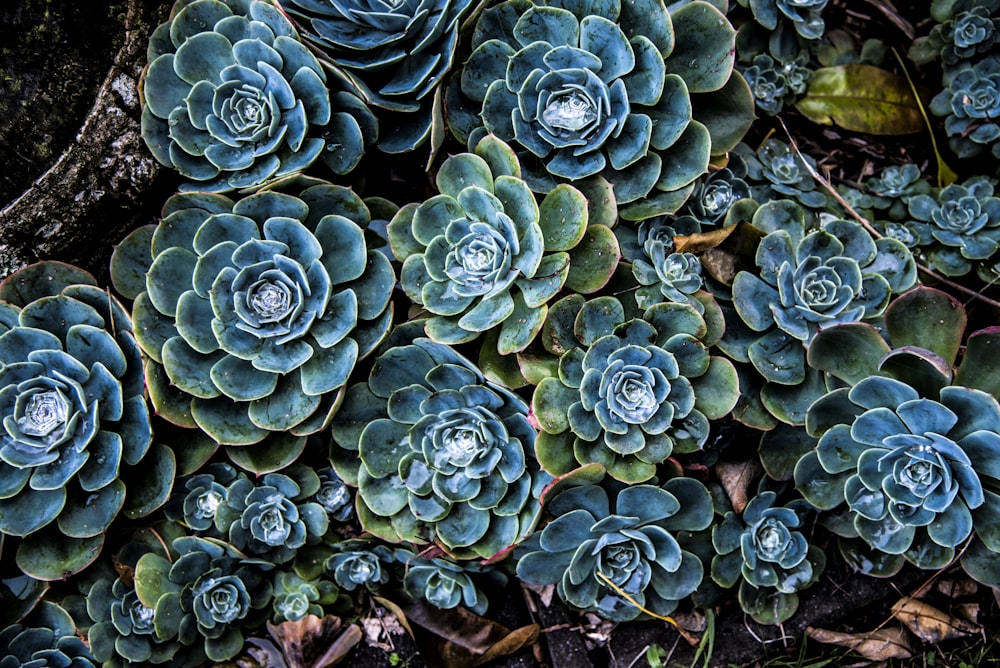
13 0 1000 662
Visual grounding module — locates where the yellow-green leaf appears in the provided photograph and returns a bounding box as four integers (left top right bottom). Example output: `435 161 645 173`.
795 64 923 135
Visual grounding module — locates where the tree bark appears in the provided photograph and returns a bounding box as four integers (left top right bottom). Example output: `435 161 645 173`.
0 0 173 280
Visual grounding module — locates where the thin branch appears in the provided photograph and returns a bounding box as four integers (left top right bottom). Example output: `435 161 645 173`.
777 118 1000 311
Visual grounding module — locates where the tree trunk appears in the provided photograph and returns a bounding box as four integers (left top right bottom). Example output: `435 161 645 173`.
0 0 174 281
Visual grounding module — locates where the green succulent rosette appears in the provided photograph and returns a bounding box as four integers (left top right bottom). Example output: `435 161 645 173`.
401 552 493 615
910 0 1000 66
110 180 395 473
389 135 619 354
0 262 173 580
736 0 828 40
906 177 1000 276
214 465 329 563
134 536 273 663
325 539 395 592
929 56 1000 161
531 295 738 483
516 477 712 622
711 490 825 625
794 287 1000 585
271 571 337 622
2 602 96 668
277 0 477 152
330 336 551 559
722 206 916 426
141 0 376 191
446 0 753 220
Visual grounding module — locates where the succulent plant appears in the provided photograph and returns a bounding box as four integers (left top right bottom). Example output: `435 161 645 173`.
271 571 337 622
389 136 617 354
910 0 1000 66
632 250 704 312
87 542 196 667
141 0 376 191
517 478 713 622
446 0 754 220
277 0 476 152
741 53 812 115
737 0 829 40
134 536 273 662
532 296 739 483
311 467 354 523
711 490 825 624
325 539 395 592
214 465 329 563
401 553 492 615
0 262 173 579
2 602 96 668
724 213 916 425
166 462 239 534
861 163 932 221
929 56 1000 160
110 180 395 473
679 153 753 227
907 176 1000 276
741 138 828 209
795 287 1000 583
330 336 551 559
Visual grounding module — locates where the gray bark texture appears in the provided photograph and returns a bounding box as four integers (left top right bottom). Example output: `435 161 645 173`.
0 0 172 280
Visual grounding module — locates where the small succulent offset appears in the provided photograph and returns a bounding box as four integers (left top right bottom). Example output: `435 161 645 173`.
517 478 713 622
271 571 337 622
737 0 829 40
0 262 172 579
311 467 354 523
741 138 828 209
134 536 273 662
741 53 812 115
325 539 395 592
214 466 329 563
111 180 395 472
864 163 931 221
711 491 825 624
277 0 476 152
632 249 705 312
795 289 1000 582
166 462 239 534
448 0 753 219
401 553 492 615
532 297 739 483
907 177 1000 276
679 153 753 227
910 0 1000 66
330 337 551 559
929 56 1000 160
2 602 96 668
389 136 616 354
141 0 375 191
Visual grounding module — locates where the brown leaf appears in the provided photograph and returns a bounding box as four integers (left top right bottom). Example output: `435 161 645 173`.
396 597 539 668
674 222 764 286
806 625 914 661
891 596 980 643
716 459 762 514
266 615 363 668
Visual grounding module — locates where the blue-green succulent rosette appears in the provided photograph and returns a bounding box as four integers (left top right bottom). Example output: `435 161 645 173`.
531 296 739 483
277 0 477 152
910 0 1000 66
141 0 376 192
110 180 395 473
929 56 1000 160
401 553 493 615
516 478 713 622
330 336 552 560
736 0 828 40
711 490 825 625
134 536 274 663
906 177 1000 277
722 211 916 426
2 602 97 668
446 0 754 220
389 135 618 355
794 291 1000 584
0 263 174 580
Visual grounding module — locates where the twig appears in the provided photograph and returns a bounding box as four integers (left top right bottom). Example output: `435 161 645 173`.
860 0 915 40
777 118 1000 311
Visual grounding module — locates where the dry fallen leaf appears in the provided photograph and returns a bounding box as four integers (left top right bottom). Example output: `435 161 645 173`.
266 615 363 668
806 625 914 661
716 459 762 514
891 596 980 643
